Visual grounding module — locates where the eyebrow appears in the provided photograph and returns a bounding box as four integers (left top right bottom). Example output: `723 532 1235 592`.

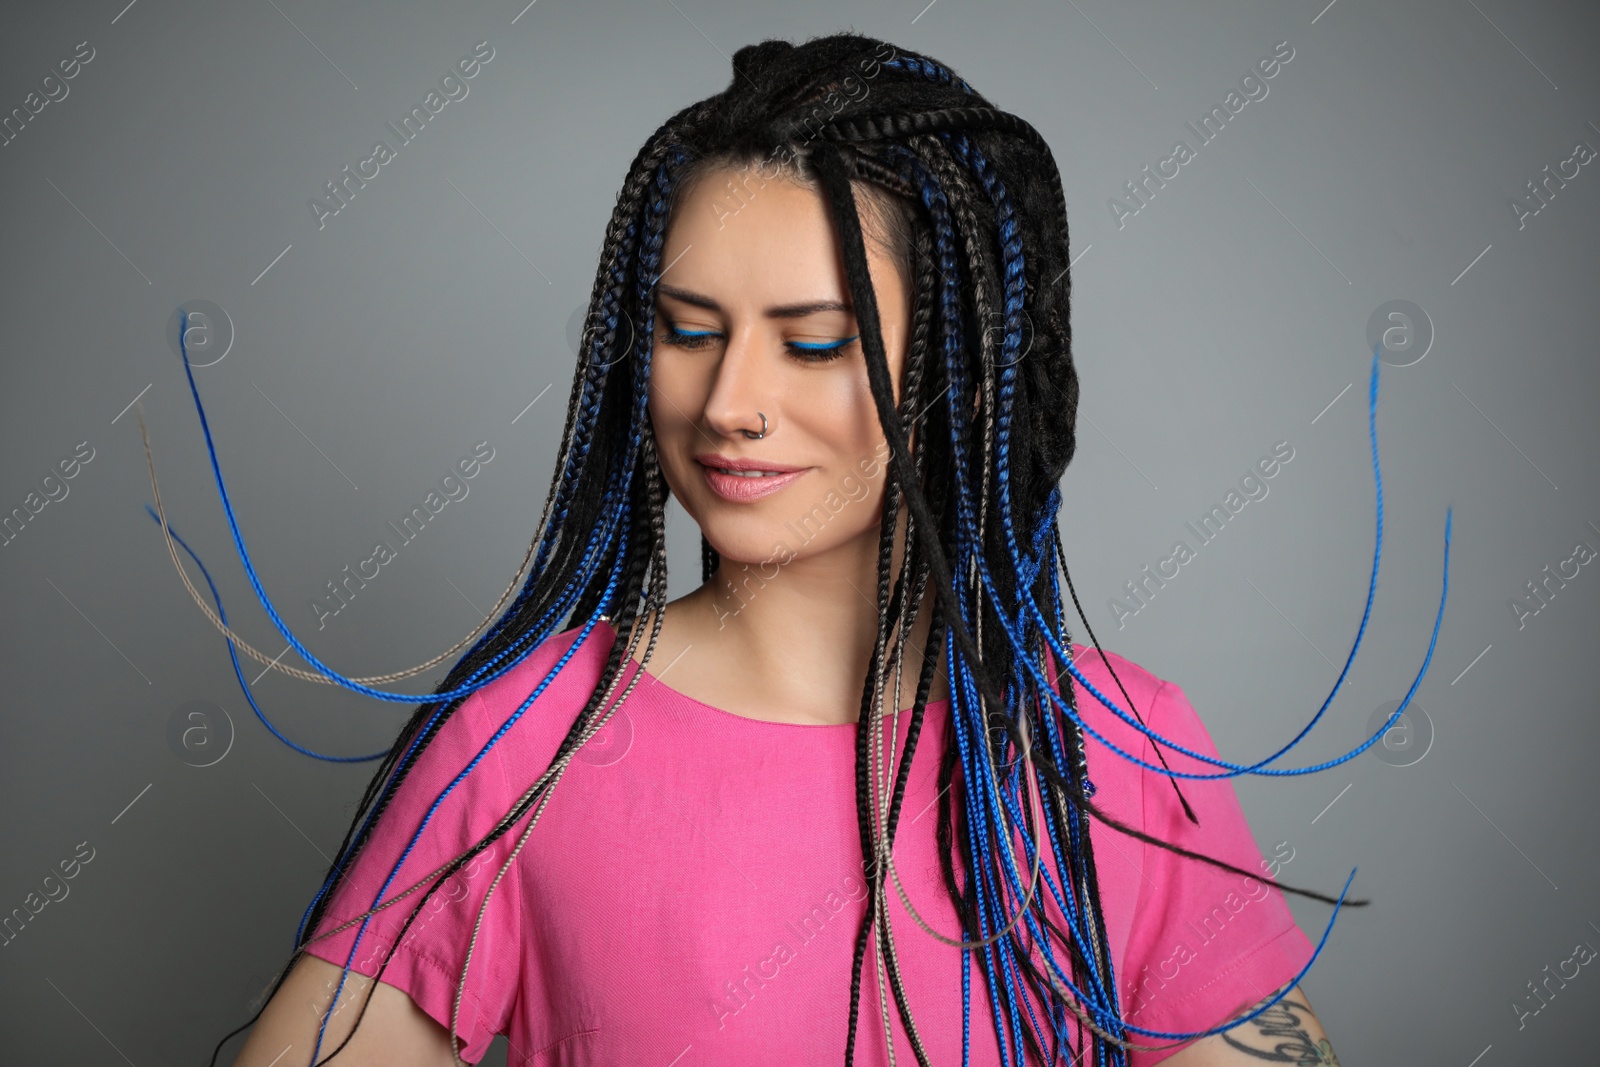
655 283 853 320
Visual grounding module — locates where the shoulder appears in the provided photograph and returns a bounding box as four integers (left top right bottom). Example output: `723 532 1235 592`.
1059 643 1191 755
467 617 620 735
339 621 620 833
1062 645 1223 756
307 622 624 936
457 619 622 785
1066 643 1168 709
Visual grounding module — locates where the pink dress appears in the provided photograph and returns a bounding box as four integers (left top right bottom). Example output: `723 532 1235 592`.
304 619 1316 1065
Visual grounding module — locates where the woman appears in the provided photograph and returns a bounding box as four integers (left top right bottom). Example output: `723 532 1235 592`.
192 31 1377 1066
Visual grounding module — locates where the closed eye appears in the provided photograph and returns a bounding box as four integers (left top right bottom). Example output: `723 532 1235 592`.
660 326 720 350
657 323 859 364
786 335 859 363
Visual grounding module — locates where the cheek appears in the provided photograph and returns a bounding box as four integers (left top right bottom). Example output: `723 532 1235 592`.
810 365 885 452
802 377 887 510
647 385 696 497
648 352 682 414
789 371 891 527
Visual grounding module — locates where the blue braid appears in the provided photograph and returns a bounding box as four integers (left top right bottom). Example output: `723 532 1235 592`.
1084 870 1360 1044
142 506 389 763
949 667 1021 1066
1015 485 1060 593
989 752 1122 1056
1044 535 1096 800
962 914 972 1067
977 666 1131 1057
882 55 975 95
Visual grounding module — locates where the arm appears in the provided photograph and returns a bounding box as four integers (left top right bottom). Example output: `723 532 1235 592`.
230 952 462 1067
1161 983 1340 1066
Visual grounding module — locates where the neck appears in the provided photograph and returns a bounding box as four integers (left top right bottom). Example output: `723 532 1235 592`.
667 510 949 720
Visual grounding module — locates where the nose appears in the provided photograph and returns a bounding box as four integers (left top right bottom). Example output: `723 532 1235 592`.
701 323 774 440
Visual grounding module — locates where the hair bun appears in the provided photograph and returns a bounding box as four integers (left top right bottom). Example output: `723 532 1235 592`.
731 39 796 88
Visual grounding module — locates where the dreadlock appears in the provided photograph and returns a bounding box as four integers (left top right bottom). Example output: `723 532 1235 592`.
178 30 1454 1067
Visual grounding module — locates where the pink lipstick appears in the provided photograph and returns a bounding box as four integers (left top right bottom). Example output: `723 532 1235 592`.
695 453 810 503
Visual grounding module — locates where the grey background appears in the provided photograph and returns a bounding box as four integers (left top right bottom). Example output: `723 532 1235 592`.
1 0 1595 1063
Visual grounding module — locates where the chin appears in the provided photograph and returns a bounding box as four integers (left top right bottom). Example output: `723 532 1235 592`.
697 516 795 571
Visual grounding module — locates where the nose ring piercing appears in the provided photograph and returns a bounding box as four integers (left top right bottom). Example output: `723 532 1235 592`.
741 411 768 440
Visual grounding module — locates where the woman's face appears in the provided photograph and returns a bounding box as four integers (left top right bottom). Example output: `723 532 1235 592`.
647 165 912 572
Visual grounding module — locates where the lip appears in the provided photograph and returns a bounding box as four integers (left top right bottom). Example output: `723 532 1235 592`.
693 453 807 473
694 453 810 503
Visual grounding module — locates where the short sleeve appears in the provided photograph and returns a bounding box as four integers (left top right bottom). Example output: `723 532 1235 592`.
1119 680 1316 1067
300 687 525 1063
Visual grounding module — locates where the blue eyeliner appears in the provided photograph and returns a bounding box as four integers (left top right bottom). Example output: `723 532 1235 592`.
790 333 859 351
660 323 859 358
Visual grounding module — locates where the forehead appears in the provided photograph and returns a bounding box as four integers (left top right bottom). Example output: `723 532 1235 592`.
657 166 912 317
659 168 849 307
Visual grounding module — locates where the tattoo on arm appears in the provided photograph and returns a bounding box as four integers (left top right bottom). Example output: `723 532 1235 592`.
1219 987 1339 1065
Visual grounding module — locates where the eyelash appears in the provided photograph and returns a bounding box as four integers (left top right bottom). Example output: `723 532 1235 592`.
658 323 858 364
